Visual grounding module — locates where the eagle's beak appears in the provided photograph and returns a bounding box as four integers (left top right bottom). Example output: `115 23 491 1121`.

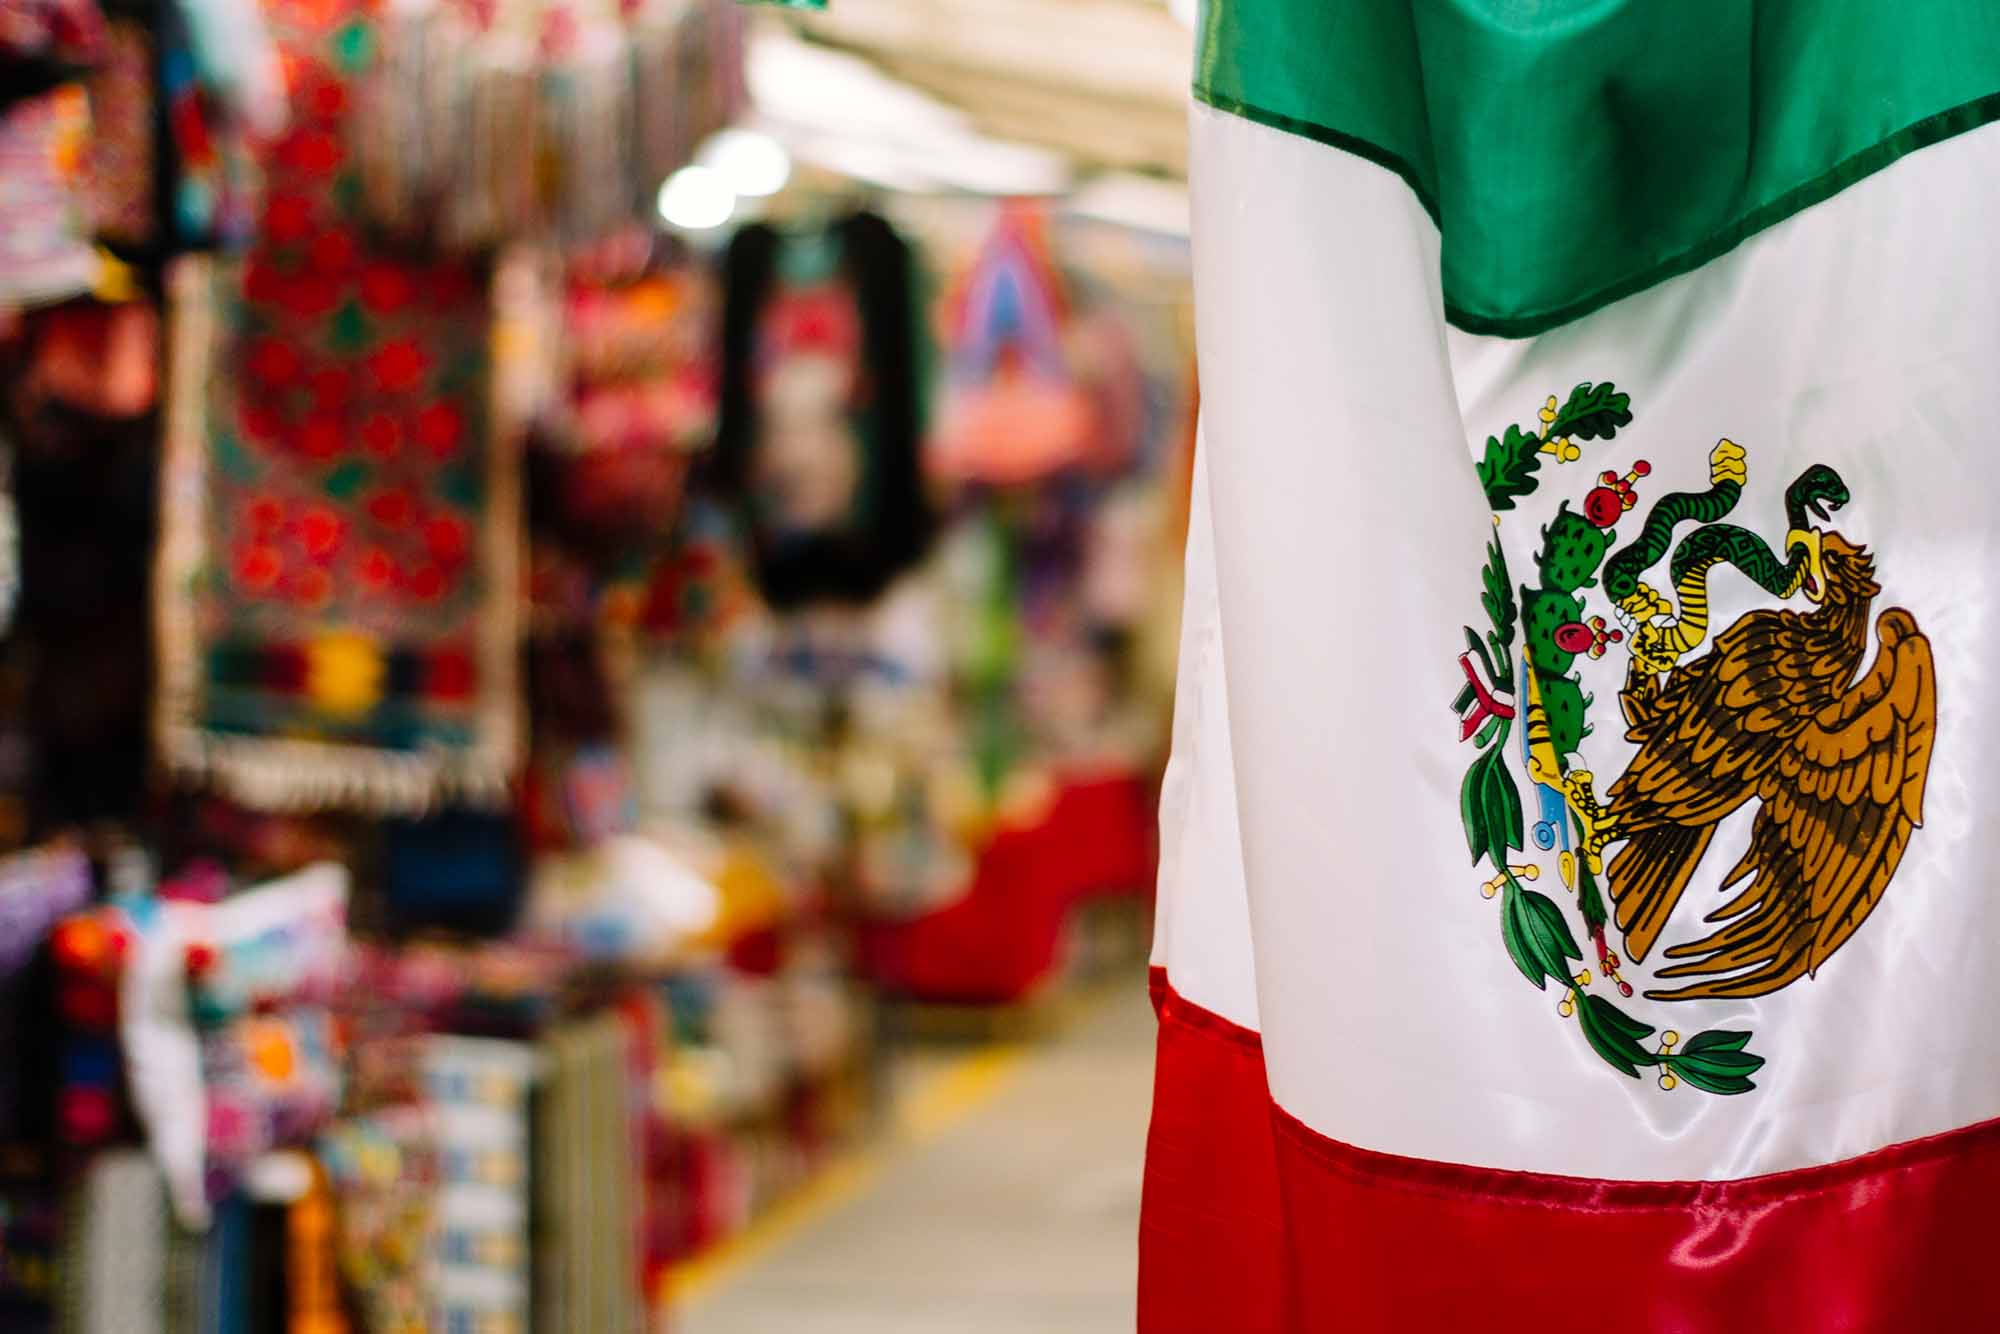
1786 528 1826 602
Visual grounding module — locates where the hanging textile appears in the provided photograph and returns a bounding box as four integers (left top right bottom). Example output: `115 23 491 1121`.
1145 4 2000 1330
931 201 1094 486
537 264 716 567
350 0 744 253
157 0 520 814
716 211 932 608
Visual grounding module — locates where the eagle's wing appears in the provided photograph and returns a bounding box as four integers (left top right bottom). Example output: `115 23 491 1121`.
1612 606 1838 823
1648 609 1936 1000
1605 608 1828 962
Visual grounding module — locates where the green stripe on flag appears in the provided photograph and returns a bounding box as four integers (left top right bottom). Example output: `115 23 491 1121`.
1196 0 2000 337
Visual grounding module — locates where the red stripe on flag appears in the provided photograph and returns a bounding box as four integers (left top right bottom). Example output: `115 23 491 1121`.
1142 968 2000 1332
1141 968 1288 1333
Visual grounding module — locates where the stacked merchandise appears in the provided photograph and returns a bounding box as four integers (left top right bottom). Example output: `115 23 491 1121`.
534 1015 637 1333
4 0 1193 1319
0 0 887 1327
422 1035 535 1333
46 863 356 1333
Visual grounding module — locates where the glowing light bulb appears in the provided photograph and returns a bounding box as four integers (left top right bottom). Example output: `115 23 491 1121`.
657 165 736 231
699 128 792 200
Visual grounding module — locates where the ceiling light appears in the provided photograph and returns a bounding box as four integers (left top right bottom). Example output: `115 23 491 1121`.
699 128 792 199
656 165 737 232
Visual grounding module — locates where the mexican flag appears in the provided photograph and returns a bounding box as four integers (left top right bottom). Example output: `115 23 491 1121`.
1145 4 2000 1329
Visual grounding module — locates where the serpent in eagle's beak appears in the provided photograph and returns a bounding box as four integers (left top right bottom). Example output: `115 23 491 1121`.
1783 464 1849 603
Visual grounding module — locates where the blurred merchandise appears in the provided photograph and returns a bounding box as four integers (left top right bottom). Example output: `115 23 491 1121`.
0 1 1192 1320
931 201 1094 485
716 210 933 609
353 0 744 252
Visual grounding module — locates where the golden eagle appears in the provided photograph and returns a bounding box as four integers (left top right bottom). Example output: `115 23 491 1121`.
1603 471 1937 1001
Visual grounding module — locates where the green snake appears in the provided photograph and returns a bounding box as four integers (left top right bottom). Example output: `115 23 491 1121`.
1603 464 1850 662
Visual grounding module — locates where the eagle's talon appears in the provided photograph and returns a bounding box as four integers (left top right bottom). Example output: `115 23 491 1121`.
1557 770 1617 873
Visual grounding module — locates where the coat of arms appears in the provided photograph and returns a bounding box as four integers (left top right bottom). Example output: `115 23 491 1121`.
1453 385 1937 1095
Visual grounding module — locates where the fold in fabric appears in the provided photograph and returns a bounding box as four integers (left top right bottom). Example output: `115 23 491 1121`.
1196 0 2000 333
1144 969 2000 1331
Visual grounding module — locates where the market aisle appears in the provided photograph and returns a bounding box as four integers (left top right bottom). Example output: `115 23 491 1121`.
677 978 1156 1334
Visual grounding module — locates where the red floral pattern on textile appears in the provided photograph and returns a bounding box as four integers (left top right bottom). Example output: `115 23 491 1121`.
195 0 500 747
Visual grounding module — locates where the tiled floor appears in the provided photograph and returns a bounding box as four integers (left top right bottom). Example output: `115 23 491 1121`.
679 979 1155 1334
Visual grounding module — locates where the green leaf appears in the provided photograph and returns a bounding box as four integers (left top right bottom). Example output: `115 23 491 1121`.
1577 993 1654 1079
1521 891 1583 966
1549 381 1634 442
1461 751 1493 865
1452 681 1478 716
1472 715 1502 749
1482 536 1518 640
1500 883 1582 990
1667 1037 1767 1096
1481 751 1524 854
1671 1067 1759 1096
1486 630 1514 690
1477 423 1545 511
1498 762 1524 851
1479 535 1518 683
1480 546 1512 631
1499 883 1547 989
1595 997 1655 1042
1678 1030 1753 1056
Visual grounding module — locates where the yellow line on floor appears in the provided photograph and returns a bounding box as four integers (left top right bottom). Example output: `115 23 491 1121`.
897 1043 1027 1144
665 1040 1030 1311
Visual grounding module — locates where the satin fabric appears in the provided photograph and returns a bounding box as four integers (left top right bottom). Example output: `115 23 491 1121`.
1179 97 2000 1184
1195 0 2000 333
1143 970 2000 1333
1139 971 1284 1334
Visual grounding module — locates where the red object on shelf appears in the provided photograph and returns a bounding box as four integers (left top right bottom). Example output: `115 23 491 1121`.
862 769 1157 1004
1033 770 1157 905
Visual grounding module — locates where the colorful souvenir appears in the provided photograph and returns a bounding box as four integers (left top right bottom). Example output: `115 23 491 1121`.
931 202 1094 485
157 0 520 814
